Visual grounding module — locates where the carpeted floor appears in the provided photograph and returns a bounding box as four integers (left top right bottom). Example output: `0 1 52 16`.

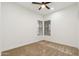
1 40 79 56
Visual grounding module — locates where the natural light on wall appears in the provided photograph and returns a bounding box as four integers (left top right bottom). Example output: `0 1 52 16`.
50 8 54 10
50 12 64 20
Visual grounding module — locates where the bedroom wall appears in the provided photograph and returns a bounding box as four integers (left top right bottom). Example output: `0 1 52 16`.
77 3 79 46
1 2 43 51
0 2 1 55
45 4 79 48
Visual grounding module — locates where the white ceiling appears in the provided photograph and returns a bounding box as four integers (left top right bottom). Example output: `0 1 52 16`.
16 2 76 15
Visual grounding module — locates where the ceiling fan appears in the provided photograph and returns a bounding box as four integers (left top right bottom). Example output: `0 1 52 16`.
32 2 51 10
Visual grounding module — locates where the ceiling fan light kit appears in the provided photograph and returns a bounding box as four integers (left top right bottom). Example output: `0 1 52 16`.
41 4 45 8
32 2 52 10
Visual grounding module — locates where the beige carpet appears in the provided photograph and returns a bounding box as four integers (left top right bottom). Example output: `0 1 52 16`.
1 40 79 56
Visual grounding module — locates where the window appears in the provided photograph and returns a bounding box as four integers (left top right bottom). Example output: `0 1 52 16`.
38 20 51 36
38 20 43 35
44 20 51 36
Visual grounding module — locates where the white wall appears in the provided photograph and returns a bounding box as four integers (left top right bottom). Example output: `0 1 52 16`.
2 2 43 51
0 2 1 55
78 3 79 48
45 4 79 48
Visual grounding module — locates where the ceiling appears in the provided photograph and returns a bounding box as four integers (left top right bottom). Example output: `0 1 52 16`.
16 2 76 15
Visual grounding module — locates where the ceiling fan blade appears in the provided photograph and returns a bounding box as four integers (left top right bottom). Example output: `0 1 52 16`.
42 2 44 4
32 2 42 4
44 2 51 4
39 7 42 10
45 5 50 9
